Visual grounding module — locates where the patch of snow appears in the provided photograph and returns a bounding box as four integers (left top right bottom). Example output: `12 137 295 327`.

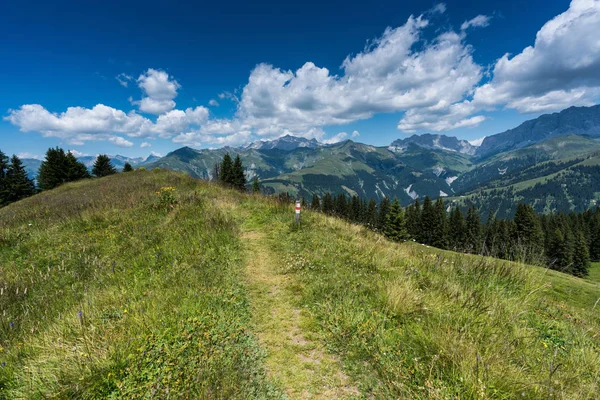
404 184 419 200
433 166 445 177
388 145 406 153
445 176 458 186
498 167 508 175
439 190 448 197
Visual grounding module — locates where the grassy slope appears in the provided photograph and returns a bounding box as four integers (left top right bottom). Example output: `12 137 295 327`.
0 171 281 399
1 171 599 399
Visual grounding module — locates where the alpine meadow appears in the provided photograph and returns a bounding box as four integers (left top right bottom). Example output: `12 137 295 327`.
2 0 600 398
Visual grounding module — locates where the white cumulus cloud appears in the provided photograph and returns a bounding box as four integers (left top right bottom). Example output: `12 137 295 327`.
5 1 600 149
140 142 152 148
109 136 134 147
133 69 181 115
473 0 600 113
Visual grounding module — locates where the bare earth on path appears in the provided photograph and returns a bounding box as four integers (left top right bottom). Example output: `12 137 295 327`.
242 229 360 399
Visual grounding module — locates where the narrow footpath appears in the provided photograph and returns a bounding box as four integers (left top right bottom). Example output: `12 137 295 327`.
241 227 359 399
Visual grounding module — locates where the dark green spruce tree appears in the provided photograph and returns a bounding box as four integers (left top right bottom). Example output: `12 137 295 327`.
0 150 9 206
465 206 481 254
311 194 320 210
384 198 409 242
448 207 465 251
547 227 573 273
38 147 68 190
572 231 591 277
232 155 246 191
122 162 134 172
405 200 421 241
92 154 117 177
366 198 377 228
252 176 260 193
377 197 391 231
66 152 90 181
432 198 447 249
334 193 347 217
5 155 35 203
514 203 544 262
219 153 233 185
322 193 334 215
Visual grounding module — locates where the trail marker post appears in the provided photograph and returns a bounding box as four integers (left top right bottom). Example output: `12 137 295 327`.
295 199 301 225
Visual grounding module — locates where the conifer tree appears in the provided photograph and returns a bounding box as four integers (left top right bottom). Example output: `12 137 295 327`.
465 206 481 254
377 197 391 230
92 154 117 177
334 193 347 217
384 198 409 241
589 216 600 261
5 155 35 203
322 192 334 215
350 195 361 221
432 198 448 249
547 228 573 272
122 162 134 172
366 198 377 228
219 153 233 185
360 198 368 224
38 147 68 190
310 194 320 210
405 200 421 241
0 150 9 206
252 176 260 193
448 207 465 251
232 155 246 191
420 196 436 245
573 231 591 277
66 152 90 181
514 203 544 260
37 147 89 190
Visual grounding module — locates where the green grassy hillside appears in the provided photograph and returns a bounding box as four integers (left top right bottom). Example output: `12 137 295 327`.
1 171 599 398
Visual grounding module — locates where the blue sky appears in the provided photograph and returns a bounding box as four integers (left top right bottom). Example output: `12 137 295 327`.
2 0 599 159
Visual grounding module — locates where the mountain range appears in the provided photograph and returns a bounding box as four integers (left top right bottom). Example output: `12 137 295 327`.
20 104 600 218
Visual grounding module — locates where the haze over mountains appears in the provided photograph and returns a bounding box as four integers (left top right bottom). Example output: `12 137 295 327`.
20 104 600 218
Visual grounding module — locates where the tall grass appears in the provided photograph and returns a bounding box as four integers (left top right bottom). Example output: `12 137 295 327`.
0 170 281 399
1 170 598 398
239 195 600 399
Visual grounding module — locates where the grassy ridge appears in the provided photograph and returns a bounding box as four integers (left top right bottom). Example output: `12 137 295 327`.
0 171 280 399
1 170 599 398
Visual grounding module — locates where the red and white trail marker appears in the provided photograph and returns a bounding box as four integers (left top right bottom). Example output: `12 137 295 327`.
295 200 301 224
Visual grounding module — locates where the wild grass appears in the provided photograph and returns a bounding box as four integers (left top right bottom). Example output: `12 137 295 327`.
1 170 598 399
238 195 600 399
0 170 281 399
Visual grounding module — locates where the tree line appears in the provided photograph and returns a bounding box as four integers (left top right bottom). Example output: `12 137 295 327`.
0 147 134 208
211 153 595 278
214 153 260 193
304 192 595 277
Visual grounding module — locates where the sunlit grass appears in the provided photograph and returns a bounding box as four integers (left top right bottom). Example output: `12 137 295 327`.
1 170 598 399
0 170 281 399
